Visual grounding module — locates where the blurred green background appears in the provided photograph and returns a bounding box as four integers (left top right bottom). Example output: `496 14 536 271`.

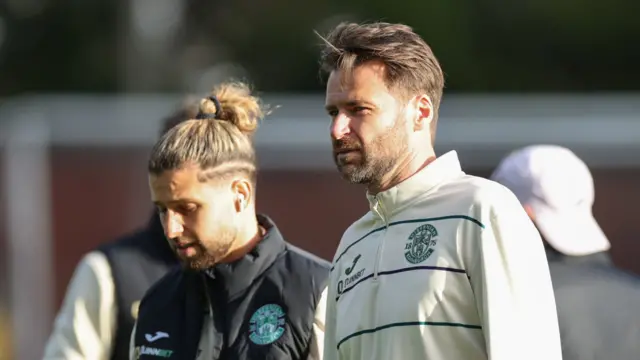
0 0 637 96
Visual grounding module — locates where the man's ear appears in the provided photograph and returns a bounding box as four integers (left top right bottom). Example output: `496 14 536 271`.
413 94 433 132
231 179 252 212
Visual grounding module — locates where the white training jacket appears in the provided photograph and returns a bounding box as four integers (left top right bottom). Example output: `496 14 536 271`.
323 151 562 360
42 251 118 360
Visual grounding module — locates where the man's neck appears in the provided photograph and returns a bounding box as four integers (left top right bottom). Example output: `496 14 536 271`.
221 216 264 263
368 149 436 195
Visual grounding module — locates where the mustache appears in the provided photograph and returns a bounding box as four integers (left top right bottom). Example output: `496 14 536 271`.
332 138 362 153
169 237 199 249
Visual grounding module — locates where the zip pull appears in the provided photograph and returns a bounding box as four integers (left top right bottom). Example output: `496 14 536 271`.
372 194 388 280
371 196 382 219
375 195 390 228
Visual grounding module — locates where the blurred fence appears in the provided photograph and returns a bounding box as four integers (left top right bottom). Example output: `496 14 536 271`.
1 93 640 359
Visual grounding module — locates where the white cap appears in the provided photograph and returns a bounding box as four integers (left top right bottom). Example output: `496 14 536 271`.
490 145 610 256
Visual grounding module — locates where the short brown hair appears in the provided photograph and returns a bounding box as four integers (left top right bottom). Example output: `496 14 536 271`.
148 82 269 184
318 22 445 138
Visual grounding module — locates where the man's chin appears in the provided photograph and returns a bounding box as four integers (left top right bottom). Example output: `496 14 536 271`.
338 166 372 185
181 259 209 271
180 254 217 271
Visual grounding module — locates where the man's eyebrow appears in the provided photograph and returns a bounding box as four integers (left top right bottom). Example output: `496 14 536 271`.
152 198 198 206
325 100 376 111
345 100 376 107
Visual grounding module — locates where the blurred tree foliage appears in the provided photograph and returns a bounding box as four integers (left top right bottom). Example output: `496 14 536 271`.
0 0 637 95
0 0 119 96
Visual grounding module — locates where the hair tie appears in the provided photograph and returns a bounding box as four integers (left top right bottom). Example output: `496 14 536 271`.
195 96 222 120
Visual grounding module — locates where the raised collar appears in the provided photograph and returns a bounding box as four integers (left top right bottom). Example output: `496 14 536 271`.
366 151 464 223
204 214 287 300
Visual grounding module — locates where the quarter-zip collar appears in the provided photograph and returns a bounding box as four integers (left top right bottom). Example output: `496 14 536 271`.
366 151 464 222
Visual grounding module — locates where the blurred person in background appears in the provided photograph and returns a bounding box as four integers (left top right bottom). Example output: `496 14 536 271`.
491 144 640 360
42 99 199 360
129 82 329 360
318 22 561 360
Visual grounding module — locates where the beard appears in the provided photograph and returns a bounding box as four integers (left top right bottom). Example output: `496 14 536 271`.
173 225 237 271
332 118 409 187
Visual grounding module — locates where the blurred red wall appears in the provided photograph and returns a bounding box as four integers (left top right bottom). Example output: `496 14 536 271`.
1 147 640 309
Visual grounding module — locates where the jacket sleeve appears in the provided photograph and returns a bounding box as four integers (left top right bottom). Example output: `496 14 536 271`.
129 324 137 360
322 269 339 360
42 251 117 360
469 193 562 360
305 286 327 360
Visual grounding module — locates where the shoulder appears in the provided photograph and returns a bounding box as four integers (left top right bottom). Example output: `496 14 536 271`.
62 250 114 299
441 174 516 204
79 250 112 274
555 262 640 289
285 244 330 267
436 174 524 219
67 251 114 290
268 244 331 300
283 243 331 280
138 266 188 313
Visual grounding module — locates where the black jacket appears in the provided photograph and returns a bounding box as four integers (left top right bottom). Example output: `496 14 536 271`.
97 215 177 360
132 215 330 360
547 248 640 360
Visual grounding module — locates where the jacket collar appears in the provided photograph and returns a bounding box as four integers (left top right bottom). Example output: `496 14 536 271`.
204 214 286 300
366 151 464 222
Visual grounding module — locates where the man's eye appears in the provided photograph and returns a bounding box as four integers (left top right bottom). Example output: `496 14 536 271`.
179 204 197 213
353 107 369 114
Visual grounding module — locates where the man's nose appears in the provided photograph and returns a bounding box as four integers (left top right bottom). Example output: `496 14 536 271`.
330 112 351 140
163 212 184 239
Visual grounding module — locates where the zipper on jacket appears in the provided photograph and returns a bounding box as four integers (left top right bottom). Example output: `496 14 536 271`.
372 195 390 280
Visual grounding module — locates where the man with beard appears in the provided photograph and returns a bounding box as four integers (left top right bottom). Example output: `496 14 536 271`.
317 22 562 360
43 98 197 360
129 82 329 360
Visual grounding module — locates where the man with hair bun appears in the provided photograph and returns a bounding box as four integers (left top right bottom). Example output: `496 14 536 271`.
129 82 329 360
